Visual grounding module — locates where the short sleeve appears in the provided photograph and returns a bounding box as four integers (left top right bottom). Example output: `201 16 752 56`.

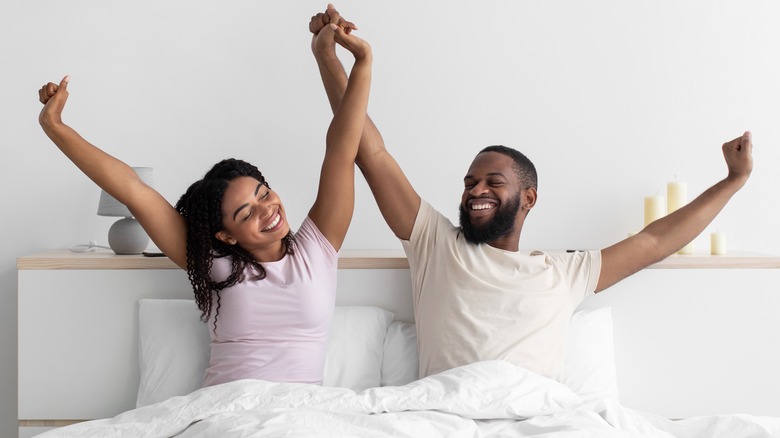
297 217 338 267
531 249 602 301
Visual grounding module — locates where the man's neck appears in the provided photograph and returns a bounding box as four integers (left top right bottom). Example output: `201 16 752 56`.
486 231 521 252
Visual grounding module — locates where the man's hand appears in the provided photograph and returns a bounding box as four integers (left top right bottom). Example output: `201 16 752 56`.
38 75 70 128
310 4 357 57
722 131 753 186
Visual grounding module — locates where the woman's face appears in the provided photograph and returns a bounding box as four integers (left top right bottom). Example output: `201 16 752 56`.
216 176 290 261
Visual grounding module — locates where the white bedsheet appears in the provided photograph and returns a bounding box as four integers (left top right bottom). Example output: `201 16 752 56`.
36 360 780 438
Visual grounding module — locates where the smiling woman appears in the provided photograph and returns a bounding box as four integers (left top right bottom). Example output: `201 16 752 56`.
171 160 298 335
215 176 290 260
34 15 374 390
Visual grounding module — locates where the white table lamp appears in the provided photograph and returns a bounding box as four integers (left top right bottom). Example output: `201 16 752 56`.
97 167 154 255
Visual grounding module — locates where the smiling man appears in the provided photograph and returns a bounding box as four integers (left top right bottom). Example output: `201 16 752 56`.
459 146 537 249
309 4 753 381
394 145 599 380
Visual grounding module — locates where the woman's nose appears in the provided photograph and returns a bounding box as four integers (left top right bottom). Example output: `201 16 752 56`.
255 200 273 218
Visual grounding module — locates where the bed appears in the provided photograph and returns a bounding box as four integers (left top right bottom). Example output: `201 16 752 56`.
17 250 780 437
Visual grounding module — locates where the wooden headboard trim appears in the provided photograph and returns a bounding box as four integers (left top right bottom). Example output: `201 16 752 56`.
17 249 780 270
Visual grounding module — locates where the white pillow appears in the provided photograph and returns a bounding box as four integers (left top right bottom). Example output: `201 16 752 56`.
563 307 619 401
137 299 210 408
137 300 394 407
380 321 419 386
371 308 618 400
322 306 395 392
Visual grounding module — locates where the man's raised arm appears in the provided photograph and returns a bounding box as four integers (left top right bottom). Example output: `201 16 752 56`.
596 131 753 292
309 4 420 240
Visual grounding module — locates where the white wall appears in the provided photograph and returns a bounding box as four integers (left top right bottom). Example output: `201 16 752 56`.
2 1 779 434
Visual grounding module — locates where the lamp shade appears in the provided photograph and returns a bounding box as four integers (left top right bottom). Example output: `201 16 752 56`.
97 167 154 255
97 167 154 217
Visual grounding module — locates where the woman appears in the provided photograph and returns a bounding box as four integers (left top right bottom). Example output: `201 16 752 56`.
37 21 372 387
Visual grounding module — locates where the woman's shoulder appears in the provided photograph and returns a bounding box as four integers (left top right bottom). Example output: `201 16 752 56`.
293 217 338 263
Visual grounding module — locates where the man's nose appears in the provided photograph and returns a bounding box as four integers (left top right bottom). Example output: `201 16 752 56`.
469 182 489 197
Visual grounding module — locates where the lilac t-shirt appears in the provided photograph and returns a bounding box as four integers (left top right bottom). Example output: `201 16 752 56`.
203 217 338 387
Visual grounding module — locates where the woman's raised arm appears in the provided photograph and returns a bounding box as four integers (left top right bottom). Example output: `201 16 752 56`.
38 76 188 268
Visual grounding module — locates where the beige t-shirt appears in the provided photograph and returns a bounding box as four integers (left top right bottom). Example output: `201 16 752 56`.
401 201 601 380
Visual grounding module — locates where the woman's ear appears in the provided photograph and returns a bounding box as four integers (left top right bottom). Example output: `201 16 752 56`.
215 231 237 245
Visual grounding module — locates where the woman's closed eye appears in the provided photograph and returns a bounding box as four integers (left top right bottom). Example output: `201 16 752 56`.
242 191 270 220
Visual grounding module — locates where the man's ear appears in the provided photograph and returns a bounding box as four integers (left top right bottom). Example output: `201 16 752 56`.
522 187 538 210
215 231 236 246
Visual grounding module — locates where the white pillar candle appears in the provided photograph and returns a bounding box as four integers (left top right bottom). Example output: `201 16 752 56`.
678 242 694 255
711 232 726 255
644 196 665 227
668 181 692 255
667 181 687 214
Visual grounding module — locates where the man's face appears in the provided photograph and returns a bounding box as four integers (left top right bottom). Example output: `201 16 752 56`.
459 152 523 245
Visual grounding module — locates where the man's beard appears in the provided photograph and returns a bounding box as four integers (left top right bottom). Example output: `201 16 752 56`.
459 194 521 245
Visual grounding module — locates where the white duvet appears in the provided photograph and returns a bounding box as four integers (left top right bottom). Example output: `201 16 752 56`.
37 361 780 438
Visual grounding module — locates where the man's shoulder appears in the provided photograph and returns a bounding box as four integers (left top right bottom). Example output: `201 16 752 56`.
417 200 458 232
528 249 601 274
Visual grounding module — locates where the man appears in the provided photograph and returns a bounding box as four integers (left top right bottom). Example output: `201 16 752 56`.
309 5 753 381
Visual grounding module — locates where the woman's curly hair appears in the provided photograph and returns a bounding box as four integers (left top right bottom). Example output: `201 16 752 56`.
174 158 294 328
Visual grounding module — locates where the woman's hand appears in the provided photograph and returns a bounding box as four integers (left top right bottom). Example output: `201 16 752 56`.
38 75 70 129
331 23 371 62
